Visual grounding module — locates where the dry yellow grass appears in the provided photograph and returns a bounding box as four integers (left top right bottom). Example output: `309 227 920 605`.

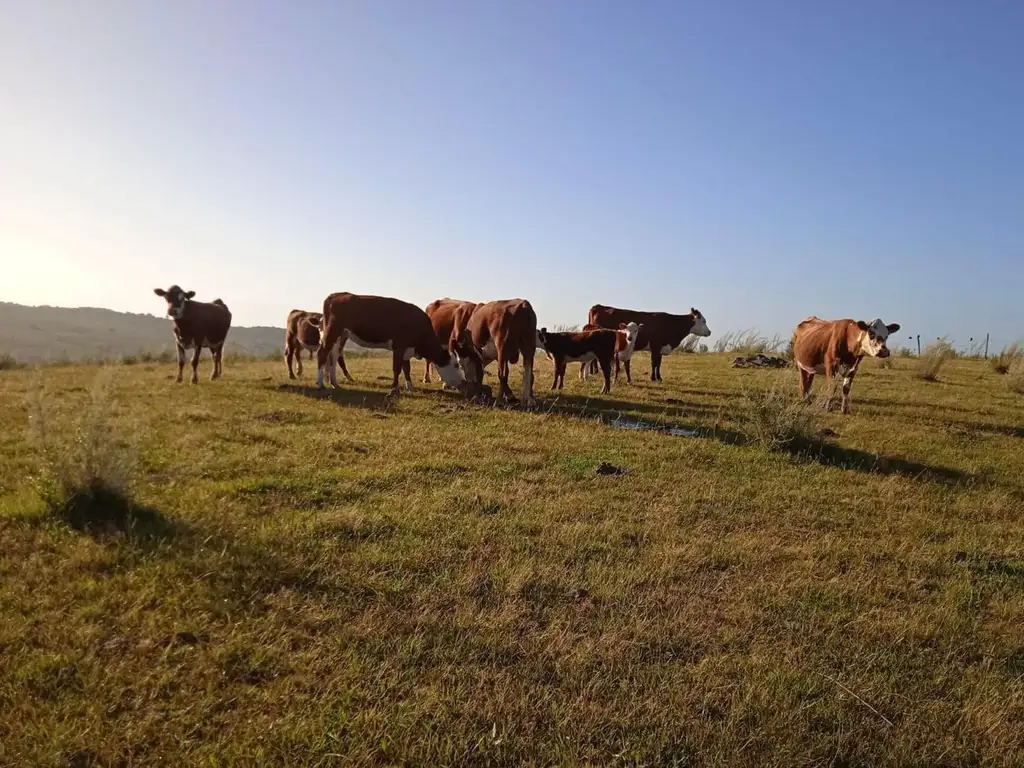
1 353 1022 765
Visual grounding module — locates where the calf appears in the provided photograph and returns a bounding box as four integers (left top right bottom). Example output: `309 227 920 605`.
579 322 642 383
586 305 710 381
153 285 231 384
463 299 538 405
792 316 901 414
537 327 621 394
316 292 482 396
423 297 479 384
284 309 352 382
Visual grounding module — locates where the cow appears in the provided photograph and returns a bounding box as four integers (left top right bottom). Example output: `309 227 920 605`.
579 321 642 383
153 285 231 384
586 305 711 381
791 316 901 414
284 309 352 382
538 327 625 394
423 297 479 385
462 299 538 405
315 292 483 396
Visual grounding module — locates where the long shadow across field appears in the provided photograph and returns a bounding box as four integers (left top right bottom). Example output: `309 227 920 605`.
276 382 399 411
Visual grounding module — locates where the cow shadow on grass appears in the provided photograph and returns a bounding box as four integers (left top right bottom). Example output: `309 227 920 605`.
540 392 726 425
276 382 397 411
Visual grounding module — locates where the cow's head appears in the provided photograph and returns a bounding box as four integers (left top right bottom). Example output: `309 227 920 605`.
153 285 195 319
617 322 642 351
690 308 711 337
536 327 550 352
447 330 481 394
856 319 901 358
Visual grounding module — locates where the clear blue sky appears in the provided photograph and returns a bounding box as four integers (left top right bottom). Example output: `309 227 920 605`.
1 1 1022 349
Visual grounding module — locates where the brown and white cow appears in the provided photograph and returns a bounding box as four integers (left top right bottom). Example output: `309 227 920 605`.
538 327 625 394
285 309 352 382
791 316 901 414
423 297 479 384
579 321 642 383
462 299 538 405
153 285 231 384
586 305 710 381
316 292 482 396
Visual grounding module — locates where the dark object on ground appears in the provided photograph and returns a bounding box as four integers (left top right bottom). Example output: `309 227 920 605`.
731 353 790 369
595 462 627 476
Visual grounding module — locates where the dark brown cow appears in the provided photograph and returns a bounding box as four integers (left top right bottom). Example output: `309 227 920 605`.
463 299 537 405
284 309 352 382
423 297 479 384
586 305 711 381
579 321 642 383
792 316 900 414
316 292 482 396
153 285 231 384
537 327 622 394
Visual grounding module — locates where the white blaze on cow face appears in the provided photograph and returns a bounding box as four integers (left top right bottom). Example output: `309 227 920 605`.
857 318 899 359
690 310 711 338
436 358 466 389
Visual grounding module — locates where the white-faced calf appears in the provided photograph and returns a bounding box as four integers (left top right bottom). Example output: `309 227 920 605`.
153 285 231 384
285 309 352 383
538 327 624 394
579 321 642 383
792 316 901 414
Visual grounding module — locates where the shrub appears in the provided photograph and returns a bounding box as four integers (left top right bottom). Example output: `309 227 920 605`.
731 380 823 453
28 373 140 531
894 346 914 358
915 338 954 382
697 343 709 354
679 336 701 353
991 343 1022 375
120 354 139 366
0 353 20 370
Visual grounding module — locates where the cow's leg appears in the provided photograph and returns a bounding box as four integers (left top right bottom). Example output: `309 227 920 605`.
599 357 613 394
822 358 836 411
650 349 663 382
521 345 536 406
624 359 632 384
614 356 620 382
316 328 340 389
423 361 432 384
402 359 414 391
578 362 586 381
189 344 202 384
799 368 814 400
212 345 223 380
337 343 355 383
841 359 862 414
286 340 297 379
175 343 186 383
551 358 562 390
389 350 404 395
296 346 304 377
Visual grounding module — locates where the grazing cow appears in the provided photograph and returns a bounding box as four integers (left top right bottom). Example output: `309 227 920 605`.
579 322 642 383
463 299 538 405
153 285 231 384
538 327 625 394
423 297 479 384
284 309 352 382
316 292 482 395
791 316 901 414
586 305 711 381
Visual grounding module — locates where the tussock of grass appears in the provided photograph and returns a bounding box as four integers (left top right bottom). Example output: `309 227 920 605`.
991 342 1022 375
731 381 823 453
0 352 20 370
1007 357 1024 394
713 329 787 355
915 338 954 382
28 372 141 532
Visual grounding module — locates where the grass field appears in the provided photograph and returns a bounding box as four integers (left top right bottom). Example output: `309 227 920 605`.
1 352 1022 766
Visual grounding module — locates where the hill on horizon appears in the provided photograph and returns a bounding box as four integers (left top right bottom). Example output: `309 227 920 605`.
0 302 288 364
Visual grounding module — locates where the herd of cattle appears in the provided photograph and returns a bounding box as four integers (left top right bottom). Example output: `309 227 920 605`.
153 285 900 414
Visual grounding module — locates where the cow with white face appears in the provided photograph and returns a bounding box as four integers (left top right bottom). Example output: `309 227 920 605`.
791 316 901 414
579 321 643 383
153 285 232 384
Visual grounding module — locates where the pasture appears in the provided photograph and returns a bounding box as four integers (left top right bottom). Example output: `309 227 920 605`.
1 352 1022 766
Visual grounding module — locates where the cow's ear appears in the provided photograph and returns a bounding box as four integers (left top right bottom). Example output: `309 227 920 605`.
184 290 196 299
539 327 547 335
691 307 698 315
887 323 901 333
856 320 869 331
618 322 627 330
154 288 166 297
